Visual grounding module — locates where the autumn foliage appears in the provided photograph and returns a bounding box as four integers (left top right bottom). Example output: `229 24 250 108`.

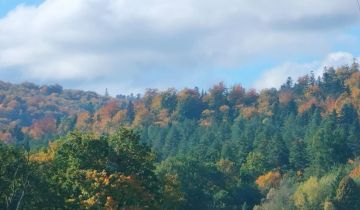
256 171 282 190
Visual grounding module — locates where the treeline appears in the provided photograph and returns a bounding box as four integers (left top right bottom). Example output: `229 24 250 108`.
0 62 360 209
1 63 359 145
74 63 359 136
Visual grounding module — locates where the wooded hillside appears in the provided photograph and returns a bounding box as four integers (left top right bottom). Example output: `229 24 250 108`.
0 63 360 209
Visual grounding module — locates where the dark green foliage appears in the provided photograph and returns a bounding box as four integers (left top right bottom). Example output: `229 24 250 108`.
0 144 29 209
307 112 350 175
157 156 226 210
289 139 308 171
156 156 262 210
268 133 289 168
108 128 159 189
161 89 178 113
0 144 63 209
176 88 203 120
126 101 135 123
334 176 360 210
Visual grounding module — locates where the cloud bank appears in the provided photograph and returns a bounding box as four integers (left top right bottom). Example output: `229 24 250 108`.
0 0 359 93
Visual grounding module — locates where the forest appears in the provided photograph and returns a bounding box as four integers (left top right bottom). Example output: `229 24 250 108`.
1 62 360 209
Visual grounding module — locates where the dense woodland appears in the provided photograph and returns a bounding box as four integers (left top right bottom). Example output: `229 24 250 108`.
1 62 360 209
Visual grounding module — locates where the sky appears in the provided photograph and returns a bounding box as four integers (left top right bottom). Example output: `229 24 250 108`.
0 0 359 95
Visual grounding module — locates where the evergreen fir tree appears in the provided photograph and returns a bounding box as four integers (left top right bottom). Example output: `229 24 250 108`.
289 139 308 171
268 133 289 168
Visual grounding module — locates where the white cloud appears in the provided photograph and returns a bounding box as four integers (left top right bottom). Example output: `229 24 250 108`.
253 62 318 90
253 52 359 90
317 52 355 75
0 0 359 93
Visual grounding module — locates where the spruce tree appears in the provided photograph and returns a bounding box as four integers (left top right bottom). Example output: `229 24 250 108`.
289 139 308 171
268 133 289 168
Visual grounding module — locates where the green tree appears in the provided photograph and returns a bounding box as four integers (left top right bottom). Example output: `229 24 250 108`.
163 126 181 158
289 139 308 171
268 133 289 168
176 88 203 120
126 100 135 123
0 144 29 209
156 156 226 210
334 176 360 210
48 128 161 209
307 112 349 175
0 144 62 209
161 88 178 113
241 152 269 181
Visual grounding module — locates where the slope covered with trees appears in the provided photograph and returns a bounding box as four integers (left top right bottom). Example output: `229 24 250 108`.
0 82 112 143
0 62 360 209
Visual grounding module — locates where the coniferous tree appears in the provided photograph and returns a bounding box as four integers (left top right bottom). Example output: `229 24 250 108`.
348 124 360 157
334 176 360 210
289 139 308 171
163 126 181 158
268 133 289 168
126 101 135 123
